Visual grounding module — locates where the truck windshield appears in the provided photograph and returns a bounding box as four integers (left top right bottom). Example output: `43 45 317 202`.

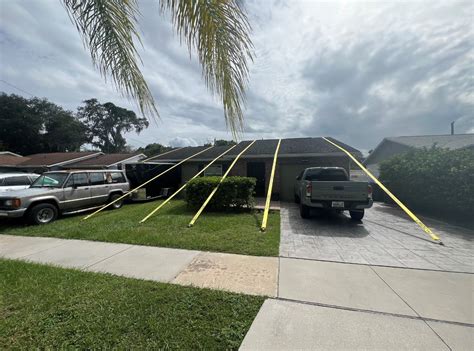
31 173 68 188
305 169 348 181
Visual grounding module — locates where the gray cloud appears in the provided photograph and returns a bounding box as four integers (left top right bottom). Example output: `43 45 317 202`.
1 0 473 153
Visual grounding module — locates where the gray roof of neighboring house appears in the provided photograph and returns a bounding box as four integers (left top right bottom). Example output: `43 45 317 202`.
364 134 474 165
66 153 145 168
16 152 101 167
147 137 362 162
386 134 474 150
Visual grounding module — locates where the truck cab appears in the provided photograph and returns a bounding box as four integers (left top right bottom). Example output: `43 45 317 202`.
294 167 373 220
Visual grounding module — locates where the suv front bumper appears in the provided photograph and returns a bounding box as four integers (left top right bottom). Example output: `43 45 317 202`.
0 208 27 218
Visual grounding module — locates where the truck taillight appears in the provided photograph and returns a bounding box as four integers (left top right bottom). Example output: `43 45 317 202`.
368 185 373 199
305 182 312 197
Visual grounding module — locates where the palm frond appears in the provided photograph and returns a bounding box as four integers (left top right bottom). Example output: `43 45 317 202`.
62 0 158 118
160 0 254 136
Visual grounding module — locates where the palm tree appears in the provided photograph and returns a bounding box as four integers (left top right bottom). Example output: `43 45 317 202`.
62 0 253 136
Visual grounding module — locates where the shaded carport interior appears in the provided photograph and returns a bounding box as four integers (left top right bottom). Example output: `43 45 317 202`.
146 137 363 201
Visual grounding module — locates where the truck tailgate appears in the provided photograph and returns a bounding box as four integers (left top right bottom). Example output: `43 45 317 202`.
311 181 368 201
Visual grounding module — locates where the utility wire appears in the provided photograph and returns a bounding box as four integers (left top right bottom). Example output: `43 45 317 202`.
0 79 35 97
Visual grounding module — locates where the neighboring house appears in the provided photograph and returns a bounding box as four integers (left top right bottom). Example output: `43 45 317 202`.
65 153 146 170
11 152 102 173
0 152 28 173
147 137 362 201
364 134 474 178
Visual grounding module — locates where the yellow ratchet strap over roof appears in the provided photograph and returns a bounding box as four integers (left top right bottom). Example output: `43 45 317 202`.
322 137 442 245
188 140 256 227
261 138 281 232
139 144 239 223
83 146 215 220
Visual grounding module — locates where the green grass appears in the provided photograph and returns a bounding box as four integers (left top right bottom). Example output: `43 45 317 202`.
0 200 280 256
0 259 264 349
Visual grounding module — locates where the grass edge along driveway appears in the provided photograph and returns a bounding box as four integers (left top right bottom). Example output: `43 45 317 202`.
0 258 264 350
0 200 280 257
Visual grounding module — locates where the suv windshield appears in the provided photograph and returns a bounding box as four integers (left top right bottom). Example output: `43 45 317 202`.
31 173 69 188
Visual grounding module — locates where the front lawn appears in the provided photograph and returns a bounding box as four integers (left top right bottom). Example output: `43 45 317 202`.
0 200 280 256
0 259 263 349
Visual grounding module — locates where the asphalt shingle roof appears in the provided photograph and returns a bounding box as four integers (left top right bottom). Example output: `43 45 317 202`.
147 137 361 161
67 153 143 167
18 152 100 167
387 134 474 149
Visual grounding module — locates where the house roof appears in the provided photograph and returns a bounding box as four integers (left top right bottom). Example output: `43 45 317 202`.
0 154 29 166
17 152 101 167
386 134 474 150
66 153 145 168
147 137 362 162
0 151 22 157
364 134 474 165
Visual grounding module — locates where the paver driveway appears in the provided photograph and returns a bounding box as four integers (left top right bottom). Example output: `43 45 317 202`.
280 202 473 272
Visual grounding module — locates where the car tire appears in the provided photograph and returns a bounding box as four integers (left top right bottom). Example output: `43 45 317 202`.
108 193 124 210
300 204 310 219
350 210 364 220
28 203 58 225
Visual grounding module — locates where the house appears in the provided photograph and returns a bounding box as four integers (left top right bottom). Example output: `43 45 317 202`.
6 152 101 173
147 137 362 201
0 151 27 173
364 134 474 178
65 153 146 170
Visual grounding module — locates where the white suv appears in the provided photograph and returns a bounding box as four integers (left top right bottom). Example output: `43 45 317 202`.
0 173 40 191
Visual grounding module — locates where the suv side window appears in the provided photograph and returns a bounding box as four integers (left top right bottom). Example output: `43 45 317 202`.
90 172 105 185
4 176 31 186
108 172 126 184
65 173 89 188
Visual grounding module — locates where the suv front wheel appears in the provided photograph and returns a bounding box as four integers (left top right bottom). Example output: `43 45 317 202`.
28 203 58 225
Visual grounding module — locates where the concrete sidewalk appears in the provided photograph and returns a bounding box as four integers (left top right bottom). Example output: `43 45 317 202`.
1 234 472 350
0 234 278 296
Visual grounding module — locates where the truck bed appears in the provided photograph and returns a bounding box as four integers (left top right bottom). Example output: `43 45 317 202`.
311 181 369 202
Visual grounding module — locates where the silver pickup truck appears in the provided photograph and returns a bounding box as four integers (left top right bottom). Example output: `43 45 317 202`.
294 167 373 220
0 170 130 224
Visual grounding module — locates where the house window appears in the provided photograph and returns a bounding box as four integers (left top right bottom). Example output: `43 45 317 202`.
204 164 222 177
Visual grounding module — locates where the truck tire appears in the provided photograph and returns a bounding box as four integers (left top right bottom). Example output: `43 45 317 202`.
28 203 58 225
108 193 124 210
300 204 310 219
350 210 364 220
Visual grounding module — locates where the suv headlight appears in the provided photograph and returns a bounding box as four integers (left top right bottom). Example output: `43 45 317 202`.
4 199 21 208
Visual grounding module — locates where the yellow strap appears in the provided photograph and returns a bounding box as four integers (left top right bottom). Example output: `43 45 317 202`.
142 147 185 162
261 139 281 231
188 140 256 227
83 146 214 220
139 144 239 223
322 137 441 243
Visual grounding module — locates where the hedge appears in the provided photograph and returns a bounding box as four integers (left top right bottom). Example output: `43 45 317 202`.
379 147 474 219
185 176 256 210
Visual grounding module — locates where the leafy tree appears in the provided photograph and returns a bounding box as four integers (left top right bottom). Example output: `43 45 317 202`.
214 139 237 147
0 93 88 154
62 0 253 135
137 143 172 157
78 98 149 153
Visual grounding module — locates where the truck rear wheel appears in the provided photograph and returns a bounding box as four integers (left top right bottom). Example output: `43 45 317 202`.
350 210 364 220
300 204 310 219
28 203 58 225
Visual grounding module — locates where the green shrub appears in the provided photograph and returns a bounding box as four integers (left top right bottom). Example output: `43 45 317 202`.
379 147 474 219
185 176 256 210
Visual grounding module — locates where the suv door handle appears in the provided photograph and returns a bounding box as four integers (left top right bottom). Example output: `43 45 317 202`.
84 187 89 190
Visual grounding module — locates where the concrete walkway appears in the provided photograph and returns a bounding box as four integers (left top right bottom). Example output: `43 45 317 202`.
0 234 278 296
1 234 472 350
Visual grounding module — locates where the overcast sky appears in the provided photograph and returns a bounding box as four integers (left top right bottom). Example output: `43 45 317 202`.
1 0 473 153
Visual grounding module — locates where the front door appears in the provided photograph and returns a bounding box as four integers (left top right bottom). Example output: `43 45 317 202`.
247 162 266 197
